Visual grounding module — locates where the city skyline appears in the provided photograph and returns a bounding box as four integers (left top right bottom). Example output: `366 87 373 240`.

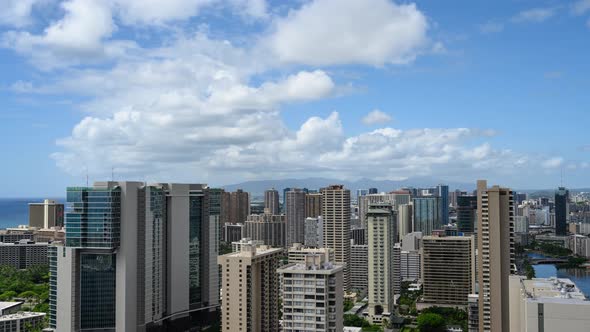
2 0 590 197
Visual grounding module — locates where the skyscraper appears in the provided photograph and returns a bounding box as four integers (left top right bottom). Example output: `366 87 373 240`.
555 187 569 236
350 241 368 295
278 254 344 332
218 244 282 332
264 188 280 215
304 216 323 248
228 189 250 223
477 180 515 332
397 203 413 240
321 185 351 291
367 204 396 323
244 214 286 248
421 235 475 307
304 193 322 218
286 188 307 246
51 182 219 332
457 195 477 234
436 184 449 225
28 199 64 229
413 197 442 236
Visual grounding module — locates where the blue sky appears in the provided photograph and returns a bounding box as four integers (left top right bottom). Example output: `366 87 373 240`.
1 0 590 197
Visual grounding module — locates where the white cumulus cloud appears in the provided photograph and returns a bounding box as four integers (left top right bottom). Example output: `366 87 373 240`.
362 109 392 125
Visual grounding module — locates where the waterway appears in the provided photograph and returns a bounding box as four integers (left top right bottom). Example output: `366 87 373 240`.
528 252 590 297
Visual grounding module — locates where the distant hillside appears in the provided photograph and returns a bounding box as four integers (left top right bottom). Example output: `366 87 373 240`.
221 177 474 197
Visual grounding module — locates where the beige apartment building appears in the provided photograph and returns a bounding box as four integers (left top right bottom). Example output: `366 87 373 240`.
218 244 282 332
477 180 516 332
420 235 475 308
277 254 344 332
321 185 351 291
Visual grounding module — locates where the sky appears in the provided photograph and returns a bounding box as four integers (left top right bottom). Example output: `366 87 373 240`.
1 0 590 197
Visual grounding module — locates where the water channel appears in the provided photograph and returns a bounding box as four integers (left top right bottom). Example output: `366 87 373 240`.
528 252 590 297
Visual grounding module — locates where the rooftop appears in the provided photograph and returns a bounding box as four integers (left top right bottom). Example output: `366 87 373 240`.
520 277 589 303
0 302 22 312
0 311 46 322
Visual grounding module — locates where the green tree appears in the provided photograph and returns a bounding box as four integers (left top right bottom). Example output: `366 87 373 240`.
416 313 446 332
344 314 368 327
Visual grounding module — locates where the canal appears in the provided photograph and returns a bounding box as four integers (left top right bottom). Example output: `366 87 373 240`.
528 252 590 297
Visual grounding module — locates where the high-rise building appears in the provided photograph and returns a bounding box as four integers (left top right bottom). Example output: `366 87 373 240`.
401 232 423 251
223 223 244 243
457 196 477 234
421 235 475 307
231 237 264 252
50 182 219 332
400 250 421 281
28 199 64 229
209 188 226 242
367 204 396 323
350 227 366 246
278 254 344 332
350 242 368 295
305 193 322 218
0 240 48 269
227 189 250 224
509 276 590 331
555 187 569 236
286 189 307 246
398 204 413 240
218 244 282 332
477 180 515 332
436 185 449 225
368 188 378 195
321 185 351 291
357 189 369 200
413 197 442 236
264 188 280 215
287 243 334 264
467 294 479 332
392 243 402 295
244 214 286 248
304 216 323 248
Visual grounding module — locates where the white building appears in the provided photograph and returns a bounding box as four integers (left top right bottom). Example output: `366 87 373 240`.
0 312 46 332
566 234 590 258
509 276 590 331
278 254 344 332
287 243 333 264
304 216 323 248
231 237 264 252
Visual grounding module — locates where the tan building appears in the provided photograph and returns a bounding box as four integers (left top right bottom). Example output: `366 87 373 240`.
244 214 286 248
224 189 250 224
305 193 322 218
286 189 307 246
420 235 475 307
509 276 590 331
477 180 515 332
367 204 396 322
287 243 333 264
28 199 64 229
321 185 351 291
397 203 413 240
218 244 282 332
264 188 280 215
278 254 344 332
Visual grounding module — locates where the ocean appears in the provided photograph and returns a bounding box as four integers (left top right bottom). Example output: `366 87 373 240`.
0 198 60 229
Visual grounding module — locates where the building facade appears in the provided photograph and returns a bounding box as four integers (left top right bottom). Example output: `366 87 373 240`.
287 243 333 264
457 196 477 234
286 189 307 247
278 254 344 332
218 244 282 332
555 187 569 236
413 197 442 236
350 243 368 295
304 217 323 248
0 240 48 269
28 199 64 229
305 193 322 219
477 180 515 332
244 214 286 248
264 188 280 215
321 185 351 291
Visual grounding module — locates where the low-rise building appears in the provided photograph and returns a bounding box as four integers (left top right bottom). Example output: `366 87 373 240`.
0 302 22 316
231 237 264 252
0 312 46 332
509 276 590 331
287 243 333 264
0 241 48 269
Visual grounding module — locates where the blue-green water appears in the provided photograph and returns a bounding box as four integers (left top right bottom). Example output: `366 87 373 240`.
529 252 590 297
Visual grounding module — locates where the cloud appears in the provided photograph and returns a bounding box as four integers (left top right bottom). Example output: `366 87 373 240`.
542 157 564 169
0 0 40 27
513 8 556 23
572 0 590 15
266 0 429 66
362 109 393 125
112 0 214 25
479 21 504 33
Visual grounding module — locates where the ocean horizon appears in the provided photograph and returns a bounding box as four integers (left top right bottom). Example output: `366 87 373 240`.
0 198 64 230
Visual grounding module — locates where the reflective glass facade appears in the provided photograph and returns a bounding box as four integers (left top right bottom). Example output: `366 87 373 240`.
65 187 121 248
80 253 116 330
413 197 442 236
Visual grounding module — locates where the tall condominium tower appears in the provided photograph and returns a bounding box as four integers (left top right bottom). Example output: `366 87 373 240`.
413 197 442 236
477 180 515 332
457 195 477 234
350 241 368 295
286 188 307 246
28 199 64 229
367 204 396 323
278 254 344 332
397 203 413 240
50 182 219 332
209 188 226 242
304 216 323 248
305 193 322 218
218 244 282 332
436 184 450 225
244 214 286 248
555 187 569 236
421 235 475 307
321 185 351 291
226 189 250 224
264 188 280 215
